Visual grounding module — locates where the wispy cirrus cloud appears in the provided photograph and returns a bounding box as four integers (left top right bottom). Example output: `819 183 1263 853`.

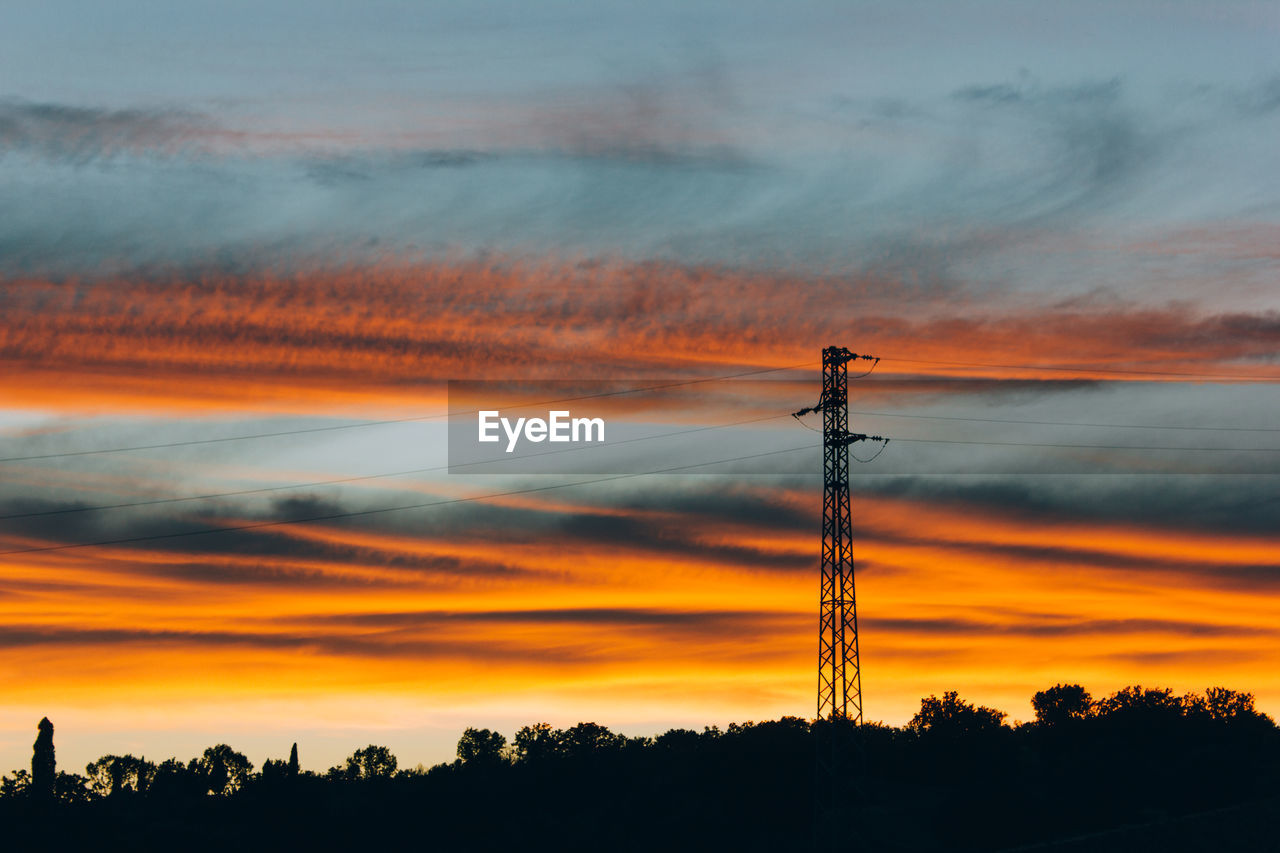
3 73 1278 295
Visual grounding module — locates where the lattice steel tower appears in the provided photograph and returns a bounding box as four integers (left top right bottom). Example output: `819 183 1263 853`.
795 346 884 848
800 346 878 720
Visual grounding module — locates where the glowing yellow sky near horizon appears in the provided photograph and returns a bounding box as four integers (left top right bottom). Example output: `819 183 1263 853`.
2 479 1276 773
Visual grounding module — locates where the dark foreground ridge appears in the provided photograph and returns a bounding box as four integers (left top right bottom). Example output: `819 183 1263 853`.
3 684 1278 852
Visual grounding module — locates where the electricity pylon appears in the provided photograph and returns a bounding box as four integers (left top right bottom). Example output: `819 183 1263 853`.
793 345 885 846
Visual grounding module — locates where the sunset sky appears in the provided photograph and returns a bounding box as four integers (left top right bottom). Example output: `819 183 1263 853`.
2 0 1278 775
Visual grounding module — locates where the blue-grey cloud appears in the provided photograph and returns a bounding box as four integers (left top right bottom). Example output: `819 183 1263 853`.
0 98 212 163
2 71 1277 313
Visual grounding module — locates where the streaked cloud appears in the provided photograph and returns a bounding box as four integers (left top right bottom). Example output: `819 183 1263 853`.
1 261 1276 417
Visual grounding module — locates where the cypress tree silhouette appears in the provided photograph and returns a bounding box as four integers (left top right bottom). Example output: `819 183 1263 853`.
288 743 299 778
32 718 55 801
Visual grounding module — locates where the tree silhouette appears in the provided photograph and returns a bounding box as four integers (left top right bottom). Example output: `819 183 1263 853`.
54 771 90 804
198 745 253 795
85 755 155 797
1197 687 1272 723
654 728 702 751
1096 685 1185 719
340 745 397 780
1031 683 1094 725
457 727 507 766
513 722 558 763
32 717 55 801
262 743 301 782
148 758 205 800
261 758 288 781
558 722 625 757
909 691 1007 736
0 769 30 798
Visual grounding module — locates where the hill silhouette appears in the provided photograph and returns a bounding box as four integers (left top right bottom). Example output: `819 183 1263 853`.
2 684 1277 852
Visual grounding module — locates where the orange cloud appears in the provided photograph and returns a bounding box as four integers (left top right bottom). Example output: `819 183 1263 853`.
2 258 1276 415
3 478 1277 762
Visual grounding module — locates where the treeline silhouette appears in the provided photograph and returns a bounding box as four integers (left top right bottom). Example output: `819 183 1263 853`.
3 684 1277 852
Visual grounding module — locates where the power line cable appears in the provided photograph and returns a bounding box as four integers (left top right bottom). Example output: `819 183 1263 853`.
847 410 1280 433
889 437 1280 452
6 354 1275 465
14 417 1271 522
850 440 891 464
7 425 1277 555
878 356 1280 382
0 362 817 464
783 412 1274 450
0 444 820 558
0 414 792 520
